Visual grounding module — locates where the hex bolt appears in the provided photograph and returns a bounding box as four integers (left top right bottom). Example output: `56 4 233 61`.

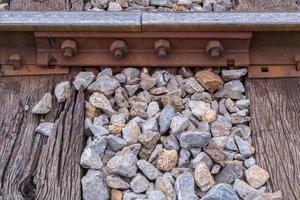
155 39 170 59
9 54 22 70
110 40 128 60
206 40 224 59
61 39 77 59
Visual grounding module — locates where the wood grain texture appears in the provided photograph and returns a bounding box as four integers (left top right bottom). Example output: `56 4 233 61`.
236 0 299 11
10 0 84 11
246 79 300 200
0 70 85 200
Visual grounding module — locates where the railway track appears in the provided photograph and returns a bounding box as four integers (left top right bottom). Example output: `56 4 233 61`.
1 12 300 78
1 10 300 200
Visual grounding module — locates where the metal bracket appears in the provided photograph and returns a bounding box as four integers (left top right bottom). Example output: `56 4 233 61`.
248 65 300 78
0 65 69 77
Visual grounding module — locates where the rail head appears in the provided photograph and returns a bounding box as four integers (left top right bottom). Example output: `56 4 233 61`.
1 11 300 32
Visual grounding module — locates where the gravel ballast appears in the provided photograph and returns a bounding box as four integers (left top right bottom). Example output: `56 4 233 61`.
33 67 282 200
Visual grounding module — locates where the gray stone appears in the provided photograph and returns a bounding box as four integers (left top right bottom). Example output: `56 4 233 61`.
191 92 212 103
106 150 138 177
150 0 169 6
80 147 103 170
221 68 248 81
106 174 130 189
89 92 115 115
162 134 180 150
131 173 149 193
35 122 55 136
235 136 252 158
123 192 146 200
137 160 161 181
73 71 95 90
141 73 156 90
226 137 238 151
115 87 129 108
152 70 169 87
110 113 128 124
122 120 142 144
98 68 112 77
211 164 221 175
189 100 211 120
213 3 226 11
178 149 191 167
115 73 126 83
215 80 245 100
209 136 229 149
148 144 163 163
122 143 142 156
155 177 176 200
89 125 109 138
54 81 71 103
163 172 175 185
130 101 148 118
147 101 160 118
177 0 192 7
88 74 120 96
178 67 194 78
86 136 107 159
244 157 256 168
211 120 232 137
107 2 122 11
174 172 199 200
81 170 108 200
94 114 109 126
142 117 159 133
179 131 211 149
148 190 167 200
215 162 244 184
201 183 239 200
106 135 127 152
161 89 185 111
236 99 250 109
191 152 213 169
198 121 210 132
138 131 160 149
133 0 150 6
233 179 260 200
125 84 140 97
183 77 204 94
170 115 189 135
122 68 140 84
92 0 110 9
150 86 169 95
32 93 52 114
194 162 215 192
159 105 176 134
225 98 237 113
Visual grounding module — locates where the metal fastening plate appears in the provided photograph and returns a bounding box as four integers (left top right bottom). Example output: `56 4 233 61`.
248 66 300 78
0 65 69 76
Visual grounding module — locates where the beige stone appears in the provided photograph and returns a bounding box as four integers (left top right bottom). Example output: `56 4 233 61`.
85 101 101 118
202 108 217 122
194 162 215 192
245 165 270 188
195 70 223 93
108 123 125 135
155 177 176 200
111 189 122 200
157 149 178 171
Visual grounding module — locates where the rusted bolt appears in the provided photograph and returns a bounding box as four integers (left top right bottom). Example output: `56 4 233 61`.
61 39 77 59
154 39 170 59
294 55 300 71
9 54 22 70
206 40 224 59
110 40 128 60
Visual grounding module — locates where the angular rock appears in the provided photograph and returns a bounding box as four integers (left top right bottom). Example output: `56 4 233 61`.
178 148 191 167
73 71 95 90
161 89 185 111
170 115 189 134
221 68 247 81
215 80 245 100
111 189 122 200
130 101 148 118
174 172 199 200
202 108 217 123
125 84 140 96
81 170 109 200
179 131 211 149
226 137 238 151
162 134 180 150
130 173 149 193
236 99 250 109
209 136 229 149
245 165 270 188
137 160 161 180
142 117 159 133
114 87 129 108
122 120 142 144
35 122 55 136
141 73 156 90
191 152 213 169
85 101 101 118
201 183 239 200
150 0 169 6
235 136 252 158
107 2 122 11
231 113 251 124
195 70 223 93
94 114 109 126
148 190 167 200
157 149 178 171
106 135 127 152
32 93 52 114
183 77 204 94
54 81 71 103
122 68 140 84
89 92 115 115
159 105 176 134
147 101 160 118
80 147 103 169
106 174 130 189
215 162 244 184
194 162 215 192
106 150 138 177
123 192 146 200
138 131 160 149
189 100 211 120
148 144 163 163
191 91 212 103
233 179 260 200
88 74 120 96
211 164 221 175
155 177 176 200
86 136 107 159
150 86 169 95
204 148 227 167
244 157 256 168
211 120 232 137
89 125 109 138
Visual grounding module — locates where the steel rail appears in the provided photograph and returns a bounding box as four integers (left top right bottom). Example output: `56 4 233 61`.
1 12 300 32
